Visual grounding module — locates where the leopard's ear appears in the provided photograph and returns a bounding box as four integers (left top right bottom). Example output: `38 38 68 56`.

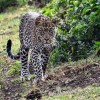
35 15 43 26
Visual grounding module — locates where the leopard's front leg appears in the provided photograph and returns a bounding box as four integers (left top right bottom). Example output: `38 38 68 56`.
41 48 51 79
29 49 44 84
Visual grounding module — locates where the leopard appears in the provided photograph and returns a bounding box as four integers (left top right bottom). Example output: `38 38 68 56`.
6 12 56 84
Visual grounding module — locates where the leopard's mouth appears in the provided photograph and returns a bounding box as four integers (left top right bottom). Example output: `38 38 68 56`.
44 43 51 47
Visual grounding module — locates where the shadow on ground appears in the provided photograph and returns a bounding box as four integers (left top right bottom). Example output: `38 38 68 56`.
40 63 100 95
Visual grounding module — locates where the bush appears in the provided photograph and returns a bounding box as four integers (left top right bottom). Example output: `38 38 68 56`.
0 0 16 12
8 61 21 75
93 41 100 51
42 0 100 66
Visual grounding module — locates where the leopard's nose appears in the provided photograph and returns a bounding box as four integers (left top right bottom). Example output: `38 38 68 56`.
45 38 50 43
45 38 49 41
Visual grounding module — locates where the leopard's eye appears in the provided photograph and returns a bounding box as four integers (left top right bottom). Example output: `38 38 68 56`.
49 31 54 36
40 32 45 36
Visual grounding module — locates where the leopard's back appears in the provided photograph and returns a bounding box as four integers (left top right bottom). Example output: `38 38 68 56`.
19 12 40 48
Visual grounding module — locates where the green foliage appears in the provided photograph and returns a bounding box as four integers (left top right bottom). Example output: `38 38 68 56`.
0 0 16 12
49 49 60 66
42 0 100 66
17 0 28 5
11 78 20 84
93 41 100 50
8 61 21 75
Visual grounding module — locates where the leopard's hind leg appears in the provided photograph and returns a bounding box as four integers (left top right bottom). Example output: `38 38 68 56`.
20 46 30 82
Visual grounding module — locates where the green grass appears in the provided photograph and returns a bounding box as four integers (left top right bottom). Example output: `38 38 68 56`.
0 5 40 53
43 86 100 100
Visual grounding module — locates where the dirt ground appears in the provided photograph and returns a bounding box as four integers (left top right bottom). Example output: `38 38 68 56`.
0 55 100 100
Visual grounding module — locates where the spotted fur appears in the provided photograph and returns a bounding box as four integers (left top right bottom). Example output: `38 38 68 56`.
7 12 56 83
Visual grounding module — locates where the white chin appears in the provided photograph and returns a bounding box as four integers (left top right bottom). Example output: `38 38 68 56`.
44 44 50 47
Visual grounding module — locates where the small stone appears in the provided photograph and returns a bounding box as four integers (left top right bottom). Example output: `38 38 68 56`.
15 93 19 97
5 87 9 90
8 92 11 95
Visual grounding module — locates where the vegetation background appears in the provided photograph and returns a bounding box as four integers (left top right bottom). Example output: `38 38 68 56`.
0 0 100 100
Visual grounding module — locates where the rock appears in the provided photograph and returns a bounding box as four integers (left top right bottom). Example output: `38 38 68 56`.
28 0 33 5
25 89 42 100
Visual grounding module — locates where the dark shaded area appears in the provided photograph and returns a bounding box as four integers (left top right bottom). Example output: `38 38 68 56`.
1 77 22 100
0 0 18 12
64 63 100 88
25 89 42 100
38 63 100 95
96 49 100 57
0 0 51 13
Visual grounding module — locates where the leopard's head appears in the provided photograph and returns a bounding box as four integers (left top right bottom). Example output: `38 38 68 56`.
35 15 56 46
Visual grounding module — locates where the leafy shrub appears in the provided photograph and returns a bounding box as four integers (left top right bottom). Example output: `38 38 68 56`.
8 61 21 75
93 41 100 50
42 0 100 66
0 0 16 12
17 0 28 5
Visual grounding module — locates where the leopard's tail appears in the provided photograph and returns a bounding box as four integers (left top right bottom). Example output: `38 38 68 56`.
7 39 20 60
